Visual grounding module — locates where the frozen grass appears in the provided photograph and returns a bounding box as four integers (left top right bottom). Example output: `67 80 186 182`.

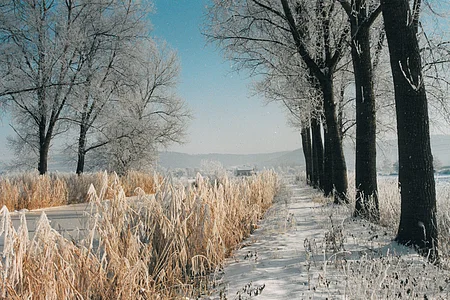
342 174 401 233
302 174 450 298
0 170 279 299
0 172 68 210
345 173 450 263
300 210 450 299
209 175 450 299
0 171 157 211
314 174 450 299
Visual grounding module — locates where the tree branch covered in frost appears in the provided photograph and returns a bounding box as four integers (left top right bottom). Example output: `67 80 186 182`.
415 2 450 127
0 0 191 173
252 51 321 130
85 40 192 175
206 0 351 127
0 0 152 172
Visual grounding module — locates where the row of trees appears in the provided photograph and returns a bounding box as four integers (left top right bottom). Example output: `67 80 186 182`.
205 0 444 261
0 0 190 175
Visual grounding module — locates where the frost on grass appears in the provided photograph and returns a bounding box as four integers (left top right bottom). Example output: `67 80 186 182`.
302 189 450 299
0 171 279 299
306 210 450 299
207 176 450 300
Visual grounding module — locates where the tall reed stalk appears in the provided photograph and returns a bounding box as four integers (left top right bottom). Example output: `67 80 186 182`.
0 170 279 299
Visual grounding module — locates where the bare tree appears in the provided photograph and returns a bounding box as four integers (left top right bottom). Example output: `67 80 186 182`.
0 0 80 174
337 0 382 221
0 0 151 174
381 0 438 262
65 1 151 174
87 41 191 175
252 52 323 188
205 0 350 202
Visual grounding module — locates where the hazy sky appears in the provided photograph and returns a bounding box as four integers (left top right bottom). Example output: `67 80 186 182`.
150 0 301 154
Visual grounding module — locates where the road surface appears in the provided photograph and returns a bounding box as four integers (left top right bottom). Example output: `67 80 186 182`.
0 202 98 252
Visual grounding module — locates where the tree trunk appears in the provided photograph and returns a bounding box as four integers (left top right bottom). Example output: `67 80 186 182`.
38 115 49 175
351 22 379 222
301 126 313 185
322 127 333 196
381 0 438 262
38 141 49 175
76 124 88 175
306 126 313 184
321 77 348 203
76 150 86 175
311 117 324 189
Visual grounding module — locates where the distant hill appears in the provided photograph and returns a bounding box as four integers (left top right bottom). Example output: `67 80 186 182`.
158 134 450 171
157 149 304 169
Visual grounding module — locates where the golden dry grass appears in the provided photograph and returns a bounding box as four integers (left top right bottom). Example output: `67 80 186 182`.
0 172 68 210
0 170 279 299
0 171 158 211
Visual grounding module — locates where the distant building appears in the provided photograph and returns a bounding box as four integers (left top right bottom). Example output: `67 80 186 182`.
235 167 256 177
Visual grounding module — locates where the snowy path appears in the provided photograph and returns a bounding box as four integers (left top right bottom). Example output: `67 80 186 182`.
207 183 337 299
206 181 448 300
213 184 327 299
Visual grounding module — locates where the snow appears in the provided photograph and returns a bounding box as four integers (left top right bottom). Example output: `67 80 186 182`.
204 178 450 299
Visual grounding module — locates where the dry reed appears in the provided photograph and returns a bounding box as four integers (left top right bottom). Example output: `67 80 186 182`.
0 171 158 211
0 172 68 210
0 170 279 299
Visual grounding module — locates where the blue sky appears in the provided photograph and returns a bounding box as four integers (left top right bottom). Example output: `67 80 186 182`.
150 0 301 154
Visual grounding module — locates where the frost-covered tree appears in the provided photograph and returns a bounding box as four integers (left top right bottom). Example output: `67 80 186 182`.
65 1 152 174
337 0 382 221
381 0 438 261
0 0 151 174
206 0 350 202
87 41 191 175
253 52 324 188
0 0 82 174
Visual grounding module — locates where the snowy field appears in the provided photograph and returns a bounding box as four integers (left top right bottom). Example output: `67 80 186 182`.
205 178 450 299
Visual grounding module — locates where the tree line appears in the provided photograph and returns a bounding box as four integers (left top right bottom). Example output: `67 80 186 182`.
205 0 447 262
0 0 191 176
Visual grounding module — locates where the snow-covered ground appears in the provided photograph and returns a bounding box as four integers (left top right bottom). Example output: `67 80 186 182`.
205 179 450 299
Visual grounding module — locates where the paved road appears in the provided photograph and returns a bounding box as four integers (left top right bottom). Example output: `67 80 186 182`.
0 202 97 252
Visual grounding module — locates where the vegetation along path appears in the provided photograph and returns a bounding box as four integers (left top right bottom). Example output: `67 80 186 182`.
0 202 96 252
206 178 450 299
